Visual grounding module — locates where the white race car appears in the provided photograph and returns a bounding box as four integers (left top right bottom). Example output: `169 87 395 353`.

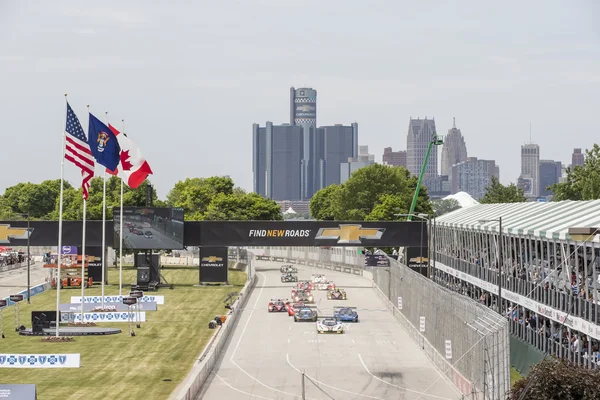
316 281 335 290
317 317 344 334
312 274 326 283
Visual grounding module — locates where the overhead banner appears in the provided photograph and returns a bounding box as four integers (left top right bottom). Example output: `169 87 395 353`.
71 295 164 305
0 354 80 368
200 221 426 247
0 221 111 247
200 246 228 283
60 312 146 323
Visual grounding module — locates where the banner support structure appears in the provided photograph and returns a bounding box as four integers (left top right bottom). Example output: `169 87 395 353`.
56 94 68 337
101 111 109 309
119 119 125 297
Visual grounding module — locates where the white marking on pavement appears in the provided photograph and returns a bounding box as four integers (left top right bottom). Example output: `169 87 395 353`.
352 339 355 344
229 272 314 399
215 374 275 399
288 338 290 343
286 353 386 400
357 354 455 400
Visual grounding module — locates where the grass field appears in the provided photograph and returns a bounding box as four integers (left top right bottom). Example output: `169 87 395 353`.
0 265 247 400
510 366 523 387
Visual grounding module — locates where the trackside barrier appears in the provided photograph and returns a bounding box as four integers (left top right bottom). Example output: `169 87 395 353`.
169 260 256 400
1 282 51 308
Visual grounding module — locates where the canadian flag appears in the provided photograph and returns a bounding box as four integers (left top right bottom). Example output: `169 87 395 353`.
106 124 153 189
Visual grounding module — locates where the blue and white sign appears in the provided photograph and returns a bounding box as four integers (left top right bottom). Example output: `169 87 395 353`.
61 312 146 323
71 295 164 305
60 246 78 255
0 354 80 368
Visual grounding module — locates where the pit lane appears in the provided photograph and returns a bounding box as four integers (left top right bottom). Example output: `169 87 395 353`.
197 261 462 400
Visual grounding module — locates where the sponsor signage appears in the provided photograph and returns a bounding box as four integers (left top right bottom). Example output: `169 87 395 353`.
0 354 80 368
200 221 425 247
59 302 156 312
71 295 164 305
129 291 143 299
0 220 109 247
434 261 600 340
122 297 137 306
61 312 146 323
445 340 453 359
199 246 228 283
419 316 426 332
60 246 77 255
406 247 428 277
365 254 390 267
9 295 23 303
0 384 37 399
0 300 6 308
397 297 403 310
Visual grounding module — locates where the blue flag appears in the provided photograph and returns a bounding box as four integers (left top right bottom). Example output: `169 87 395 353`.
87 113 121 171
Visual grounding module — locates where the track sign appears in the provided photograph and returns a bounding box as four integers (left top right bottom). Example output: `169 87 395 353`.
397 296 403 310
9 294 24 303
445 340 452 359
129 291 143 299
122 297 137 306
0 300 6 307
419 316 425 332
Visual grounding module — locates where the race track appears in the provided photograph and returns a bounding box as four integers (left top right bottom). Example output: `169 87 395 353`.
198 262 462 400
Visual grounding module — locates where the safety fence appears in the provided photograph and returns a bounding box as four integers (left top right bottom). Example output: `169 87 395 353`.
170 255 255 400
258 246 511 400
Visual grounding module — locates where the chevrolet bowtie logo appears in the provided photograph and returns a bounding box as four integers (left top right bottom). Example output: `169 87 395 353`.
202 256 223 262
0 224 33 244
315 224 385 244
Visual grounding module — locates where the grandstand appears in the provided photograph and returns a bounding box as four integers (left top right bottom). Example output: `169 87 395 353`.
432 199 600 372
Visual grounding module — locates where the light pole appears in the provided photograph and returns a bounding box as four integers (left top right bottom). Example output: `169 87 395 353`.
395 213 430 277
479 217 503 315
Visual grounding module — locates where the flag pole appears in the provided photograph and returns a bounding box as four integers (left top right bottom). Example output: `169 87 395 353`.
56 94 68 337
101 111 109 309
79 104 91 324
119 119 125 297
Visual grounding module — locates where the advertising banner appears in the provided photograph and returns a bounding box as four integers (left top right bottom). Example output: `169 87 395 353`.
78 246 103 283
71 295 164 305
60 246 77 255
59 302 157 312
0 384 37 399
365 254 390 267
61 312 146 323
406 247 428 277
0 221 111 247
199 246 228 283
0 354 80 368
200 221 426 247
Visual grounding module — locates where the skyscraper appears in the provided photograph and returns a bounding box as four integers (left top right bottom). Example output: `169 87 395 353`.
252 122 303 201
451 157 499 200
519 143 540 197
407 118 438 178
539 160 562 197
572 148 585 167
321 123 358 187
440 118 468 186
382 147 407 167
340 145 375 183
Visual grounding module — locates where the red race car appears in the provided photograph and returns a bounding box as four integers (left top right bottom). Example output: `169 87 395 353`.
287 302 305 316
268 298 290 312
297 280 314 291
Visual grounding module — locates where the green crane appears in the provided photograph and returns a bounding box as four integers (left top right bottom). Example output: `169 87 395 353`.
407 133 443 221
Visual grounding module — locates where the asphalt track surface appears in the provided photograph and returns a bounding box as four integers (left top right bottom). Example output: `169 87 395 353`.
0 262 47 299
198 262 462 400
115 223 182 250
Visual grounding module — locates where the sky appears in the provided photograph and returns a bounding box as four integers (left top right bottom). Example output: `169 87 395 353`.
1 0 599 199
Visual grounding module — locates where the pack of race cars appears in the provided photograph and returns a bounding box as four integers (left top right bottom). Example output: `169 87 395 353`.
269 268 358 334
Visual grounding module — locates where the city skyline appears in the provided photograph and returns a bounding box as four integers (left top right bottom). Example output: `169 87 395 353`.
0 1 598 198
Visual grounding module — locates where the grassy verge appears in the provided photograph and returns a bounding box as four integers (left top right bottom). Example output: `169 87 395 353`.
0 265 247 400
510 366 523 387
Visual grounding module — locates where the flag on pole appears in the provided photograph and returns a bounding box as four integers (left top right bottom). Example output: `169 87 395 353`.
106 125 153 189
65 103 95 200
88 113 121 171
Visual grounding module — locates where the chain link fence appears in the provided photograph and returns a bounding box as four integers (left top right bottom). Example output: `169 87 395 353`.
257 246 510 400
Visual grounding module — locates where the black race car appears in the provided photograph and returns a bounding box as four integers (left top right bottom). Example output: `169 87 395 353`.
294 306 318 322
281 273 298 283
280 264 298 273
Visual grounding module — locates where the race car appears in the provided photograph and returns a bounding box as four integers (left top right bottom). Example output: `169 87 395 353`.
294 306 318 322
295 281 314 292
287 302 305 316
316 281 335 290
312 274 326 283
333 306 359 322
268 298 290 312
317 317 344 334
281 273 298 283
280 265 298 273
293 290 315 304
327 288 347 300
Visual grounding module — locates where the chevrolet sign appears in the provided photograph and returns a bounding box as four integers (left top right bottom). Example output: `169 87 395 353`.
0 224 32 244
315 224 385 244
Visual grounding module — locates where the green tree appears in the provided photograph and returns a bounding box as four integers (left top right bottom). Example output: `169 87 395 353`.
551 144 600 201
310 164 432 220
0 179 71 219
166 177 234 220
203 192 282 220
480 176 527 204
432 198 461 217
309 184 341 220
510 357 600 399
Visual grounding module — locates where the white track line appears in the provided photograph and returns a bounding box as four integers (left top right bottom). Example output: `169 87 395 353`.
229 271 315 400
215 374 275 400
357 354 455 400
286 353 386 400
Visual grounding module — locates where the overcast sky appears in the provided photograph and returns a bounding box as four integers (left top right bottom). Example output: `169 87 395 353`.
1 0 599 199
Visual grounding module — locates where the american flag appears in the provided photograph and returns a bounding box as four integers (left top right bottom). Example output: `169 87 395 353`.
65 103 95 199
